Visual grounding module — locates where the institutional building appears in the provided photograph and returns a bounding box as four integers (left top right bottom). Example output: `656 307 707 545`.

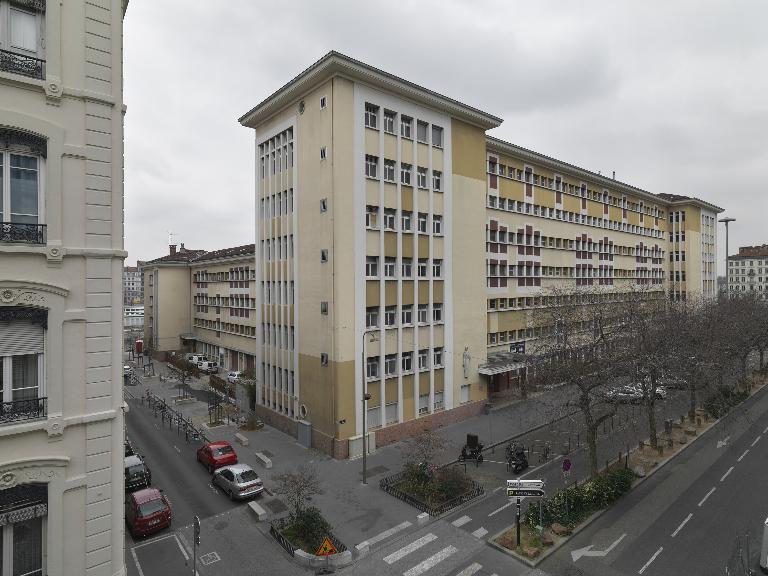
142 243 257 373
727 245 768 296
238 52 722 459
0 0 128 574
122 264 143 305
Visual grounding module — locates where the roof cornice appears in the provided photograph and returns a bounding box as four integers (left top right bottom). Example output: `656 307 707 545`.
239 51 503 131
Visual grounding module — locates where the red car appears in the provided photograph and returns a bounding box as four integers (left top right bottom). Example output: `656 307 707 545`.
125 488 172 538
196 441 238 473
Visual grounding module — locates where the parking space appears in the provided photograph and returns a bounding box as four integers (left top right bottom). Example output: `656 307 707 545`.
127 533 192 576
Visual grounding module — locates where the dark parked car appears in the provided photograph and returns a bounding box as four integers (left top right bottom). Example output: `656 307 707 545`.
125 488 171 538
124 454 152 492
196 441 238 473
212 464 264 500
125 437 135 457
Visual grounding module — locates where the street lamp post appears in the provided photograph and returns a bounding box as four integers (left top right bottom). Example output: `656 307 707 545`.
719 217 736 296
361 329 375 484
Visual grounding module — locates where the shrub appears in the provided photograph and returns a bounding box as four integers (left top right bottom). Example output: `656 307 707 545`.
283 507 332 552
704 386 749 418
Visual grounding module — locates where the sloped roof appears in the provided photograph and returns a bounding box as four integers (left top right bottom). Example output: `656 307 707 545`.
193 244 255 263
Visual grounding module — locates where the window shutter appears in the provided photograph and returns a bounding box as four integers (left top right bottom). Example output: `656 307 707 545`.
0 320 44 356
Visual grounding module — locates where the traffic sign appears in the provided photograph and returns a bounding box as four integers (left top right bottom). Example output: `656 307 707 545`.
316 536 338 556
507 479 544 489
507 488 546 498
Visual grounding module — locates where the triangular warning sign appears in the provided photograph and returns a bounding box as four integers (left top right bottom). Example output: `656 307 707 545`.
315 536 338 556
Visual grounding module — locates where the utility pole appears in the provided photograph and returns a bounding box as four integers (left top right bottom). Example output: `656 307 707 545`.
719 217 736 296
193 515 200 575
361 329 375 484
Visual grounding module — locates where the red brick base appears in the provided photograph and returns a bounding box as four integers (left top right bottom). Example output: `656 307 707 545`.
253 404 298 437
374 400 487 449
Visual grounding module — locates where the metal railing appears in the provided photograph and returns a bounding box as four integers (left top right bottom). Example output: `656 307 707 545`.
270 518 296 557
139 389 210 444
0 222 46 245
0 397 47 425
0 49 45 80
379 470 485 517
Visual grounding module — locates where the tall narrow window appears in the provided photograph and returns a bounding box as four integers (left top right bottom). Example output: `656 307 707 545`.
431 125 443 147
417 121 428 143
417 167 427 189
365 155 378 178
383 110 396 134
432 170 442 192
364 103 379 129
400 116 412 139
383 159 396 182
400 163 412 186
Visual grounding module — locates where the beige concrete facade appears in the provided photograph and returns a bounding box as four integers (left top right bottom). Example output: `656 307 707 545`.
0 0 129 574
239 52 722 458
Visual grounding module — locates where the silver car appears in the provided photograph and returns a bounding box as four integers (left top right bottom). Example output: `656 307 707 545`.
212 464 264 500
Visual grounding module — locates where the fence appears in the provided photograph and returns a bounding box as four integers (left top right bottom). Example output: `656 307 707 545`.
270 518 296 557
379 470 485 516
139 389 210 445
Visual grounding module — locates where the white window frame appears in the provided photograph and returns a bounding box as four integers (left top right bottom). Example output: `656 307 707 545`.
383 159 396 182
383 209 396 231
418 349 428 370
432 170 442 191
401 352 413 373
400 116 412 139
384 306 396 327
364 103 379 129
417 167 427 189
401 210 412 231
432 259 442 278
417 259 428 278
383 110 396 134
417 121 428 143
417 304 428 325
1 352 44 404
400 163 412 186
401 257 412 278
384 354 397 376
319 95 327 109
384 257 396 278
432 303 443 323
417 213 428 234
365 205 379 229
365 155 378 179
365 307 379 328
320 146 327 160
401 305 413 326
433 347 443 367
0 511 46 576
365 256 379 278
0 149 44 225
431 125 443 148
366 357 379 379
432 215 442 235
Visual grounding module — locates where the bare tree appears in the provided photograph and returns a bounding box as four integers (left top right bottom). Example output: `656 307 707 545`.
400 429 447 466
272 463 324 517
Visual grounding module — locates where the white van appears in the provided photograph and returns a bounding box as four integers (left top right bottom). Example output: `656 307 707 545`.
186 354 208 364
198 361 219 374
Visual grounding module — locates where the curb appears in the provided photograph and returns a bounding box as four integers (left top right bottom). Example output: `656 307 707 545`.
487 380 768 567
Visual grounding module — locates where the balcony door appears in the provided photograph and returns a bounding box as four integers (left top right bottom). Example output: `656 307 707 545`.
0 319 44 407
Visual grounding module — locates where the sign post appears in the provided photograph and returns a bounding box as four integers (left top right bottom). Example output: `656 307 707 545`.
193 515 201 576
562 458 572 521
507 480 545 547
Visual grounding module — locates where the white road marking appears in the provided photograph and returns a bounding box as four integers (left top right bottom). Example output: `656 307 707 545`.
130 548 146 576
488 501 516 517
738 449 749 462
451 515 471 527
455 562 483 576
173 445 181 454
764 426 768 435
638 546 663 574
357 521 412 550
493 485 505 493
472 527 488 539
698 487 716 507
403 545 458 576
752 436 761 447
671 513 693 537
720 466 734 482
383 533 437 564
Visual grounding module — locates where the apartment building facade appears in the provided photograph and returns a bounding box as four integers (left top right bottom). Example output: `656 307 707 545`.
0 0 128 574
142 244 257 373
727 245 768 296
239 52 722 459
122 264 142 305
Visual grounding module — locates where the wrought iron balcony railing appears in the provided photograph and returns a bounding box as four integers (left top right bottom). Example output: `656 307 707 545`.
0 222 46 244
0 49 45 80
0 397 47 425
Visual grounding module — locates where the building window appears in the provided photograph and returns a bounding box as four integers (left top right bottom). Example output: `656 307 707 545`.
432 215 442 235
401 210 412 231
365 155 378 178
432 303 443 322
401 257 412 278
366 357 379 379
320 301 328 315
1 146 44 238
418 349 428 370
0 1 45 80
417 167 427 189
0 484 46 575
365 256 379 278
431 125 443 147
320 95 327 109
366 205 379 228
417 259 428 278
320 353 328 366
432 170 442 192
400 116 412 139
320 249 328 263
383 159 396 182
432 259 442 278
417 121 428 143
320 147 327 160
401 305 413 326
400 163 412 186
0 313 46 422
366 307 379 328
384 354 397 376
382 208 396 231
401 352 413 373
383 110 396 134
384 257 396 278
417 213 428 233
433 347 443 367
418 394 429 414
320 198 328 212
364 103 379 129
417 304 428 324
460 384 469 403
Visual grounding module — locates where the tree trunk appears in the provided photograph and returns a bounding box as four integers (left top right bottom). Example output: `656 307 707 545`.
688 386 696 422
647 398 658 449
586 424 598 479
741 355 749 390
760 348 765 371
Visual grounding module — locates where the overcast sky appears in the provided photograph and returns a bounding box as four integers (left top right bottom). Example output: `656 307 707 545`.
124 0 767 273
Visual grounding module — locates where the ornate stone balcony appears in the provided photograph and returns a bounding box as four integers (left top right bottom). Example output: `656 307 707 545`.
0 223 46 245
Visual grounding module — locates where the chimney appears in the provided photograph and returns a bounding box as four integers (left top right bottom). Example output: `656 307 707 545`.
612 171 616 180
169 244 177 255
180 242 186 252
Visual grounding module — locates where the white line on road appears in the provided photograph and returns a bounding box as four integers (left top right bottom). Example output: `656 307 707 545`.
698 487 716 507
752 436 761 447
764 426 768 435
403 545 457 576
493 485 505 493
472 527 488 539
455 563 483 576
451 515 471 527
173 445 181 454
638 546 663 574
738 449 749 462
488 501 515 517
671 513 693 537
720 466 734 482
358 521 412 550
383 533 436 564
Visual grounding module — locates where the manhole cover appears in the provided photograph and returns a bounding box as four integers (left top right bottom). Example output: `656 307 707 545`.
261 449 274 458
263 498 287 514
199 552 220 566
214 521 228 531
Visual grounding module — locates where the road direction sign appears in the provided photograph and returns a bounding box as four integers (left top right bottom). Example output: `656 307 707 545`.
508 488 546 498
507 479 544 489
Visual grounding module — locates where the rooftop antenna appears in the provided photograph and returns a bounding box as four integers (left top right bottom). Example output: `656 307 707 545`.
167 230 176 245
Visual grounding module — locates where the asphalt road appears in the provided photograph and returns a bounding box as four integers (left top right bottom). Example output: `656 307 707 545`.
539 382 768 576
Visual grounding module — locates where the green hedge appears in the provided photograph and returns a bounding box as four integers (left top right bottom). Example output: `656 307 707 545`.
398 463 472 507
525 467 634 529
704 386 749 419
281 507 332 553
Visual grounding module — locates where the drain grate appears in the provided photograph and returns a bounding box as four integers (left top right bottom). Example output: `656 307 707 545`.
263 498 287 514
